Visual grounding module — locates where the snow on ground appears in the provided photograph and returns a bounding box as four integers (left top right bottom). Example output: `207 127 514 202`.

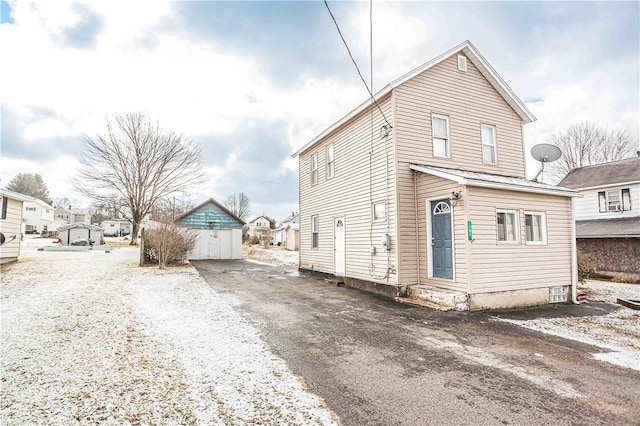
243 246 299 267
1 243 337 425
494 280 640 372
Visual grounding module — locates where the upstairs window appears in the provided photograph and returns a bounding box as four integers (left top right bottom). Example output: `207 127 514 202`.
311 215 319 248
431 114 450 158
598 188 631 212
1 197 6 219
26 207 36 212
326 143 335 180
496 210 519 243
311 153 319 185
481 124 497 165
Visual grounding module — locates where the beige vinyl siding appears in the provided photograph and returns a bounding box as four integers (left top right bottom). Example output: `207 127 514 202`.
410 174 467 291
299 95 398 284
467 187 572 293
0 198 24 263
393 54 526 176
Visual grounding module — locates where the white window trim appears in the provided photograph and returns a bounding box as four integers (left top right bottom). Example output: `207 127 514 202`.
311 153 319 186
326 143 335 180
431 113 451 158
372 200 386 222
457 55 467 72
426 197 456 281
481 124 497 165
311 215 319 249
524 211 547 245
599 188 631 213
496 209 520 244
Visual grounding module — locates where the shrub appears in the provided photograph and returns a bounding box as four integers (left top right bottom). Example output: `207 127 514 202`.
143 223 196 269
577 252 597 284
249 236 260 245
611 275 629 284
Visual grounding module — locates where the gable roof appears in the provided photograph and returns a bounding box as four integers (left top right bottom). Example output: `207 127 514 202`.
410 164 579 198
293 40 535 157
558 156 640 190
176 198 246 225
248 215 271 224
58 222 103 231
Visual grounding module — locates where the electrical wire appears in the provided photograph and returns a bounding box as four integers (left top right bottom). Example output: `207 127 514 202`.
323 0 392 129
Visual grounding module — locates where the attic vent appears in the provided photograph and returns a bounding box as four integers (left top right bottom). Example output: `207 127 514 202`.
457 55 467 72
549 286 568 303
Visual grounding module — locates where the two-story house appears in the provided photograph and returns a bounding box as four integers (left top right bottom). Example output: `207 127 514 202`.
22 197 55 234
293 41 579 310
247 215 274 239
558 155 640 279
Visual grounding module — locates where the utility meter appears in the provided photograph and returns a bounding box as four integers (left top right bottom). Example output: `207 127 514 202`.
380 233 391 251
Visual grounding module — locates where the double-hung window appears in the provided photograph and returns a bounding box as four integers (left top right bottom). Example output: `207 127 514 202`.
1 197 6 219
431 114 450 158
496 210 519 243
311 215 319 248
481 124 497 165
326 144 335 180
311 153 319 185
524 211 546 244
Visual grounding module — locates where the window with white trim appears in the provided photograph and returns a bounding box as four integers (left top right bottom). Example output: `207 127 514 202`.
1 197 6 220
598 188 631 212
326 144 335 180
373 201 386 221
431 114 450 158
26 207 36 212
311 153 318 185
311 215 319 248
481 124 497 165
525 211 547 244
496 210 519 243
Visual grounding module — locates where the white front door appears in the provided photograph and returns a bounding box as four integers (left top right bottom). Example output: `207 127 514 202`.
334 217 345 276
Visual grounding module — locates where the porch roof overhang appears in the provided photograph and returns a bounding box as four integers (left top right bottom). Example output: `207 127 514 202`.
576 217 640 238
409 164 581 198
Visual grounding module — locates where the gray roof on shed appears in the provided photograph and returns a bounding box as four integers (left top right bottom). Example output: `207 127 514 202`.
58 222 103 232
576 217 640 238
558 157 640 189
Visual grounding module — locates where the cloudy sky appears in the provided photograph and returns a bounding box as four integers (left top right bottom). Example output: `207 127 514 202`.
1 0 638 221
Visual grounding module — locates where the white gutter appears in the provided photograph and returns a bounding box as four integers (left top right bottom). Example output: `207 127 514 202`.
464 179 581 198
571 198 582 305
569 180 640 191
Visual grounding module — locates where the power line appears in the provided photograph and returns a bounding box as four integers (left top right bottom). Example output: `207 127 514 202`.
323 0 392 129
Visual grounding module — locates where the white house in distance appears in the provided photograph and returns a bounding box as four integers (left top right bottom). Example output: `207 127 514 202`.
273 212 300 250
0 189 31 264
54 206 91 225
247 215 273 239
101 219 132 237
293 40 580 310
22 196 55 234
558 155 640 280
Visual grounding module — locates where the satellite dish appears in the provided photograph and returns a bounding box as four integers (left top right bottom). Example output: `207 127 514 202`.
530 143 562 182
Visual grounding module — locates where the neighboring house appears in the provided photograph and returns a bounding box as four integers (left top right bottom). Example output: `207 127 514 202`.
293 40 580 310
54 206 91 225
58 223 104 246
22 197 55 234
558 155 640 279
176 198 245 260
247 215 274 239
101 219 132 237
0 189 31 264
273 212 300 250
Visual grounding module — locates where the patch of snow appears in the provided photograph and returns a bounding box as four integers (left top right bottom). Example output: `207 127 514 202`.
580 279 640 303
593 351 640 371
244 246 299 267
1 246 337 425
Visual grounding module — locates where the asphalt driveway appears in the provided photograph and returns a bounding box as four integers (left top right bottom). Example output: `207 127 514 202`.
193 259 640 426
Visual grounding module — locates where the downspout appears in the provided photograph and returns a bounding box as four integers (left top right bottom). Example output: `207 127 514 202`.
414 170 420 285
570 198 582 304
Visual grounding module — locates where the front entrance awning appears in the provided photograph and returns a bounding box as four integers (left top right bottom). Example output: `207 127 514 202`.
410 164 580 198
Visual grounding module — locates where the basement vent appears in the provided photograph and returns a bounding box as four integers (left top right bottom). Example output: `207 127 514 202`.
457 55 467 72
549 286 568 303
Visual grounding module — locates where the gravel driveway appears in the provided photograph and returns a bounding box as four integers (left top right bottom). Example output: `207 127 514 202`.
1 247 337 425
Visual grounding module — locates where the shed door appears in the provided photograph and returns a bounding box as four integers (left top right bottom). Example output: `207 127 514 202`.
431 200 453 279
334 217 345 276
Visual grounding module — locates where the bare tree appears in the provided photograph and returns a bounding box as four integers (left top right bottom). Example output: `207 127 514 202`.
6 173 53 204
547 122 636 182
73 112 204 245
224 192 251 220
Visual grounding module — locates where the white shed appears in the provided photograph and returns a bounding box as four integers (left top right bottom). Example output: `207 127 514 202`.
58 223 104 246
176 198 246 260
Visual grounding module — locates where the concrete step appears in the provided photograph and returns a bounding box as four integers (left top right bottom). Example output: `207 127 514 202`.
394 296 450 311
406 285 469 311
